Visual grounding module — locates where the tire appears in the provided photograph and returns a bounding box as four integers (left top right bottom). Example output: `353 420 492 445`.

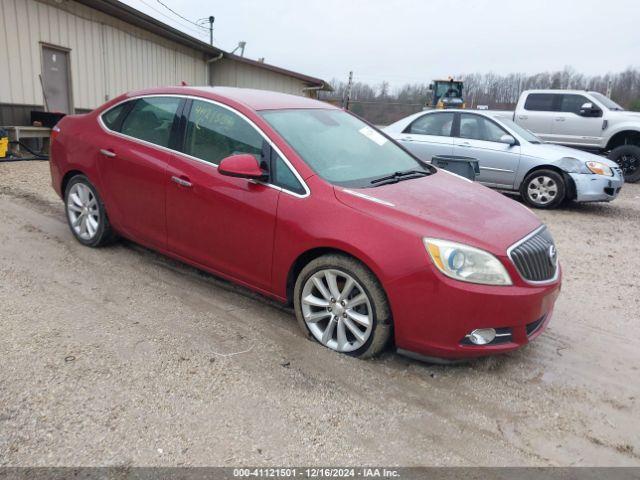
520 169 566 209
64 175 116 247
608 145 640 183
293 254 391 358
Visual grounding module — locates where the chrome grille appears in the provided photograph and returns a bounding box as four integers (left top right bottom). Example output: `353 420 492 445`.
508 227 557 282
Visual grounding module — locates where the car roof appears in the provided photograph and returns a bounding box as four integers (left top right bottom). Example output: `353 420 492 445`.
522 89 597 95
123 86 337 111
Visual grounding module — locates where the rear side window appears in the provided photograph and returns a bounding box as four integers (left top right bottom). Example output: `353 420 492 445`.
405 112 454 136
101 102 130 131
524 94 557 112
120 97 181 148
559 94 590 114
184 100 263 165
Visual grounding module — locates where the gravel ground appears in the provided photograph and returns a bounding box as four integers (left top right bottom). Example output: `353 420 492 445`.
0 160 638 466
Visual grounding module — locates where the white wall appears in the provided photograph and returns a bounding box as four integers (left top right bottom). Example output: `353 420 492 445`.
0 0 208 110
210 58 310 96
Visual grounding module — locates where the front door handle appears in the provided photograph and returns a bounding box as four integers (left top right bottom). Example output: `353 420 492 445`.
554 117 566 122
459 142 472 147
171 175 193 188
518 115 528 120
401 136 414 142
99 148 116 158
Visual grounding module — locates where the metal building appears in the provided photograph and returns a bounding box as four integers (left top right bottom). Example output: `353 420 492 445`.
0 0 330 126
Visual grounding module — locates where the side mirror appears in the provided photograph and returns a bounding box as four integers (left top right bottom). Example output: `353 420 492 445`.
580 102 601 117
499 134 517 146
218 154 267 180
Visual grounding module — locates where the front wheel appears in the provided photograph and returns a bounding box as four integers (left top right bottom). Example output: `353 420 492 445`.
293 254 391 358
520 169 566 209
608 145 640 183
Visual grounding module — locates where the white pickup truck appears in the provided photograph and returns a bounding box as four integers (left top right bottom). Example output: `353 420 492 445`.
507 90 640 182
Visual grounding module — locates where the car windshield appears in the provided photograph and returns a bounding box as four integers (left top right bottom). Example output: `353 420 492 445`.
496 117 542 144
260 109 430 187
590 92 624 111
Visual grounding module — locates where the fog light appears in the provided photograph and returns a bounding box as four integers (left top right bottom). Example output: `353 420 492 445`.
468 328 496 345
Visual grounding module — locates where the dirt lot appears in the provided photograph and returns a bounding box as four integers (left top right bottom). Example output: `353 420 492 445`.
0 160 639 467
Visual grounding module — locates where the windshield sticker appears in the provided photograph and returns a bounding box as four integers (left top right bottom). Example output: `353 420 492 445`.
359 126 388 146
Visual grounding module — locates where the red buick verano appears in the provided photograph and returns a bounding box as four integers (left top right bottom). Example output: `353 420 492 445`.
49 87 561 362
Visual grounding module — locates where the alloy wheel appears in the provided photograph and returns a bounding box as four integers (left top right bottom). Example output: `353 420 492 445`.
527 176 558 206
619 154 639 175
67 183 100 240
300 269 373 353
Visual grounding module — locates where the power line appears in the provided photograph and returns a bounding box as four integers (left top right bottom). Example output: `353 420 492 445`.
133 0 209 41
153 0 209 31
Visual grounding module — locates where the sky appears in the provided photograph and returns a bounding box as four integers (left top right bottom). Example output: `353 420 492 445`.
122 0 640 87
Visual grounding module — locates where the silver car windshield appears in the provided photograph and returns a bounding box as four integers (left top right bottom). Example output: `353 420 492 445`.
497 117 542 144
260 109 430 187
590 92 624 111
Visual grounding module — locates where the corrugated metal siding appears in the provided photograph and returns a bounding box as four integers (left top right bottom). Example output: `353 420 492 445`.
0 0 208 111
210 58 309 96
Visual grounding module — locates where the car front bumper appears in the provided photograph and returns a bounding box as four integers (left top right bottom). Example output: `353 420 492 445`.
569 172 624 202
388 263 562 361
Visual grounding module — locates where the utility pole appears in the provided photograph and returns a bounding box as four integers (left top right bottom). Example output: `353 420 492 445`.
208 16 215 46
343 71 353 110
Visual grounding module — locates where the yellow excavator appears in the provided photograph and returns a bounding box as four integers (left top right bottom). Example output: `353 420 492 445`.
428 77 465 109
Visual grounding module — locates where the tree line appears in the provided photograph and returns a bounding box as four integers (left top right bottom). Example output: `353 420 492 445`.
320 67 640 125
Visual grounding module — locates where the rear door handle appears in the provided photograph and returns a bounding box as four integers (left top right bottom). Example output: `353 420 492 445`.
171 175 192 188
518 115 528 120
459 142 472 147
555 117 566 122
401 136 414 142
99 148 116 158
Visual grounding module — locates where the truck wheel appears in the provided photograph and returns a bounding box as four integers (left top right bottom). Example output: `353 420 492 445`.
520 169 566 209
608 145 640 183
293 254 391 358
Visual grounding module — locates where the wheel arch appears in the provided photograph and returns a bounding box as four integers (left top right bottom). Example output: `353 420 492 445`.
606 129 640 151
521 164 576 200
60 169 86 196
285 246 391 310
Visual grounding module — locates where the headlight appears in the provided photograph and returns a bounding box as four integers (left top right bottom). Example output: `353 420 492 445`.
423 238 512 286
585 161 613 176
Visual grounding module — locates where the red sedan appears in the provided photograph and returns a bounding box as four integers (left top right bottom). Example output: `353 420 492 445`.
49 87 561 362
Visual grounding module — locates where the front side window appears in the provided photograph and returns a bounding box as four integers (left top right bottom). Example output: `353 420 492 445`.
559 94 590 115
459 114 507 143
524 93 557 112
261 109 428 188
184 100 263 164
405 112 454 136
120 97 181 148
271 150 305 195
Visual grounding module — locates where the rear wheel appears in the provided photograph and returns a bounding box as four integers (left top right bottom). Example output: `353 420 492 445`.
520 169 566 209
608 145 640 183
64 175 116 247
293 254 391 358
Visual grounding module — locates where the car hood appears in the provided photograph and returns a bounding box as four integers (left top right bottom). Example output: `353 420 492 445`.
334 170 542 255
522 142 619 167
607 110 640 121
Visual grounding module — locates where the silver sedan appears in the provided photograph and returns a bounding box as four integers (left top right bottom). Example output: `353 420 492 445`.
384 110 624 209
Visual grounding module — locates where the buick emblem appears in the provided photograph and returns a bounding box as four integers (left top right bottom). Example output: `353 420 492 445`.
548 245 558 267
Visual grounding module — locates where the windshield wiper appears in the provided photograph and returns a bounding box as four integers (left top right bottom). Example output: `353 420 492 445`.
370 169 430 186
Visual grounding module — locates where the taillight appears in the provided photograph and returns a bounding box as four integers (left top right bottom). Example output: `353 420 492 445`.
51 125 61 142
